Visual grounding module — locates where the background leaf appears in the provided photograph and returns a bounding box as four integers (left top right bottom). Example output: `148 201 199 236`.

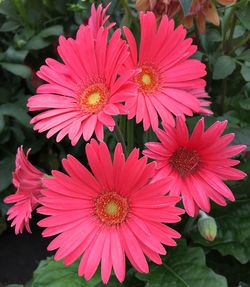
0 62 31 78
137 240 227 287
0 103 31 127
0 156 15 192
213 56 236 80
31 258 102 287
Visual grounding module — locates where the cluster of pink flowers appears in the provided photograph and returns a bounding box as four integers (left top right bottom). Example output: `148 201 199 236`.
4 3 246 284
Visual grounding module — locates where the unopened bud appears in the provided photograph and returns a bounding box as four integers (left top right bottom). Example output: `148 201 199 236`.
198 212 217 241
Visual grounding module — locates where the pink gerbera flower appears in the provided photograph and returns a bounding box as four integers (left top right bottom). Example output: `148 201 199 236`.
4 147 44 234
27 5 136 145
144 117 247 216
123 12 207 130
38 140 183 283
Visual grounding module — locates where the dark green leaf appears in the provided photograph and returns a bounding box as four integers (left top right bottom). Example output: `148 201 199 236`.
31 258 102 287
239 98 250 110
230 127 250 151
0 62 31 78
241 65 250 82
179 0 193 16
39 25 63 38
0 20 20 31
233 25 246 39
236 6 250 30
0 103 30 127
0 156 15 191
5 47 28 62
25 35 50 50
137 240 227 287
213 56 236 80
237 49 250 61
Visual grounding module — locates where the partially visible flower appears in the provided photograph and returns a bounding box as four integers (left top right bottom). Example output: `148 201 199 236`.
28 4 137 145
88 3 115 37
136 0 180 19
123 12 207 131
191 88 213 115
4 147 44 234
144 117 247 216
38 140 183 283
180 0 237 34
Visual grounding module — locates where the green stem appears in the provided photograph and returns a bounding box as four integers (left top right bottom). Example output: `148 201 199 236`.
119 115 126 139
228 32 250 55
127 119 134 153
218 79 227 115
183 216 197 236
193 18 201 49
114 125 127 156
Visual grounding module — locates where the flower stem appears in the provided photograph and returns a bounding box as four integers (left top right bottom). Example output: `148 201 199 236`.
114 125 128 156
119 115 127 139
127 119 134 153
183 216 197 236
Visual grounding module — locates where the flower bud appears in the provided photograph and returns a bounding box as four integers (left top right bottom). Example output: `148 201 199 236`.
198 212 217 241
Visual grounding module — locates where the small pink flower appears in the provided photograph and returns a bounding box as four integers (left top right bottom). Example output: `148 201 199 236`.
28 4 136 145
4 147 44 234
123 12 207 131
144 117 247 216
38 140 183 283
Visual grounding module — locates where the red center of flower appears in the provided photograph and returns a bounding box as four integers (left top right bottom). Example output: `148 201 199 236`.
94 192 129 225
79 83 108 113
135 64 159 95
169 147 200 177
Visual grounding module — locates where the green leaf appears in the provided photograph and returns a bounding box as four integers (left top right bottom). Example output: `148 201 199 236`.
5 285 24 287
240 98 250 110
236 6 250 30
31 258 102 287
237 49 250 61
0 103 31 127
0 20 20 32
233 25 246 39
5 46 28 62
137 240 227 287
25 35 50 50
0 156 15 191
192 196 250 264
0 62 31 78
241 65 250 82
213 56 236 80
39 25 63 38
230 127 250 151
179 0 193 16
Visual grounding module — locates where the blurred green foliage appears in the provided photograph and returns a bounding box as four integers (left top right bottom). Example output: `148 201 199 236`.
0 0 250 286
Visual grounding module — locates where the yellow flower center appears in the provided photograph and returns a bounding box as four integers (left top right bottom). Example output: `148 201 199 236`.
94 191 129 225
141 73 152 85
79 83 108 113
135 64 159 95
87 92 101 106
